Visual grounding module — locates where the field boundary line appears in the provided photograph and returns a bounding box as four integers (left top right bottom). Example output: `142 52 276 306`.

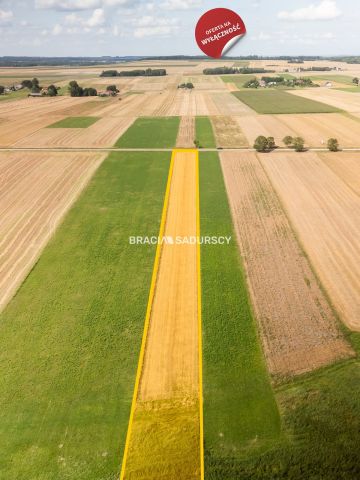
196 148 205 480
119 151 175 480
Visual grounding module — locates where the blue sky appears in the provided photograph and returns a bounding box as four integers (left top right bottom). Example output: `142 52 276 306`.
0 0 358 57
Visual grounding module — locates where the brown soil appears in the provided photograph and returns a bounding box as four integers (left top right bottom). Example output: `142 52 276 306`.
262 151 360 331
221 151 354 378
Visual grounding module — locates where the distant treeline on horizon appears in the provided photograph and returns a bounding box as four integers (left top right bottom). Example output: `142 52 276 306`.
0 55 359 67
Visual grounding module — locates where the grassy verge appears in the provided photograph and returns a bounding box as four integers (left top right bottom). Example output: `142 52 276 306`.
0 152 171 480
115 116 180 148
335 87 360 93
195 117 216 148
47 116 100 128
232 89 340 114
0 89 28 102
199 152 281 473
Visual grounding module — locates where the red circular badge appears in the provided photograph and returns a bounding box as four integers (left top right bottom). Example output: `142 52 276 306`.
195 8 246 59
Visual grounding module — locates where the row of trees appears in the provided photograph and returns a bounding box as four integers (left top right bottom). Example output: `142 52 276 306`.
100 68 166 77
203 66 275 75
254 135 340 152
22 78 59 96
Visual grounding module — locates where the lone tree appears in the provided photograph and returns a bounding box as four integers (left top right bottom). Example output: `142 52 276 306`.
31 78 41 93
83 87 98 97
106 85 119 93
254 136 269 152
352 77 359 86
293 137 305 152
327 138 339 152
194 139 200 148
21 79 33 89
47 85 58 97
0 85 4 95
283 135 294 147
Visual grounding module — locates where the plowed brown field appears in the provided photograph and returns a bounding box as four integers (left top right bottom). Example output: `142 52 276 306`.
262 152 360 331
221 151 353 377
0 152 105 311
124 151 200 479
176 116 195 148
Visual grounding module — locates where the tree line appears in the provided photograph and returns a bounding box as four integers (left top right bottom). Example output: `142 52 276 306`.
203 66 275 75
254 135 340 152
100 68 166 77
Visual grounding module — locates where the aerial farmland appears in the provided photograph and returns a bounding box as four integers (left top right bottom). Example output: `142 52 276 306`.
0 57 359 480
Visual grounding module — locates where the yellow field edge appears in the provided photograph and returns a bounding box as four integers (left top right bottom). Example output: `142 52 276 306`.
196 149 205 480
119 151 175 480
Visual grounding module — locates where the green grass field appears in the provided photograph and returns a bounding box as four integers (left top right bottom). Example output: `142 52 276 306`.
335 86 360 93
220 74 256 88
47 116 100 128
310 74 356 85
115 116 180 148
0 89 28 102
195 117 216 148
200 153 281 470
232 90 341 114
0 152 170 480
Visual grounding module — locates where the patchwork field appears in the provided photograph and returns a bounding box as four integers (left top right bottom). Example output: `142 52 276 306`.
123 151 201 480
262 152 360 331
0 152 171 479
1 58 360 480
236 112 360 148
200 153 280 469
233 89 340 114
220 152 353 377
0 152 105 312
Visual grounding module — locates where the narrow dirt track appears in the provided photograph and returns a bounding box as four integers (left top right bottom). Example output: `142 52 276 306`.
176 116 195 148
0 152 105 311
221 151 353 378
124 151 200 479
262 152 360 331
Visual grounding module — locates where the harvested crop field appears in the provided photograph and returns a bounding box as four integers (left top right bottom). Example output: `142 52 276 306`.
0 151 105 312
262 152 360 331
211 116 248 147
319 152 360 195
236 113 360 148
176 116 195 147
123 151 200 479
232 90 340 114
15 116 135 148
290 88 360 113
47 116 100 128
220 152 353 377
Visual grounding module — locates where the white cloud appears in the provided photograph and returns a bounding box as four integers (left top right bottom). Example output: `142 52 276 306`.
0 9 13 24
278 1 341 21
251 31 272 41
52 23 63 35
36 0 100 11
132 15 179 38
86 8 105 27
160 0 201 10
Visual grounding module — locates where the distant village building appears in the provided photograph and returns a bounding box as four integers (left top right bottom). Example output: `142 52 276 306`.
325 82 332 88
